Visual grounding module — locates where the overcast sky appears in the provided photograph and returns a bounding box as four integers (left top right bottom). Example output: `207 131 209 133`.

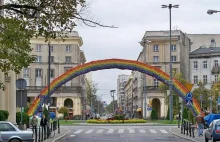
76 0 220 104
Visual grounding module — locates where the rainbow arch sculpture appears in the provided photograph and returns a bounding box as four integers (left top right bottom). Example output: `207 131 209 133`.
27 58 201 117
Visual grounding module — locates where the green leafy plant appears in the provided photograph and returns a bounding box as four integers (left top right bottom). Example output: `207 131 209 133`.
114 115 125 120
183 107 188 120
16 112 29 125
0 110 9 120
58 107 69 118
150 109 158 120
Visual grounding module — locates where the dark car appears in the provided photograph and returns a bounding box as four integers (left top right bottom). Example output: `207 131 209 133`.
205 119 220 142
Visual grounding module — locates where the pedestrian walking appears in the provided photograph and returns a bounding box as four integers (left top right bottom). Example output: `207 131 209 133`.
40 115 48 140
31 115 38 133
195 112 205 136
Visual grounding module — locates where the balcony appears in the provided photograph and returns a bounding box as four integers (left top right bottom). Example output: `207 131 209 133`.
26 86 82 93
143 86 160 93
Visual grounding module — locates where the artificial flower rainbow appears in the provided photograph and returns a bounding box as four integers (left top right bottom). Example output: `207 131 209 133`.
27 59 201 116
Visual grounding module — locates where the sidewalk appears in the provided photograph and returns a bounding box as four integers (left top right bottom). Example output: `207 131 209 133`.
38 127 70 142
169 127 204 142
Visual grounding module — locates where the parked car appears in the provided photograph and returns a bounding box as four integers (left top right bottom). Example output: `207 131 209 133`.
0 121 34 142
205 119 220 142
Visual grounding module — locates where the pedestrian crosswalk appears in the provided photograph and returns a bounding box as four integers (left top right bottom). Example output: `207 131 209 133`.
72 128 169 135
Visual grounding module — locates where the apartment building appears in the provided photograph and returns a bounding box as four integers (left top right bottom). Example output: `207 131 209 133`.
18 32 86 119
190 47 220 90
117 74 129 110
139 30 191 118
124 76 133 117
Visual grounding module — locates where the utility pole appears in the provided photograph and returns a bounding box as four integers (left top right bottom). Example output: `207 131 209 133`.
110 90 116 114
47 39 51 119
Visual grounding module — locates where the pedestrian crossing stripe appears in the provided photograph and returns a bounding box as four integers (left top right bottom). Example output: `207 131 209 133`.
73 129 168 134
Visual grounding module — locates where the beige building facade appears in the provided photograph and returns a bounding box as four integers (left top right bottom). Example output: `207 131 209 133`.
126 30 191 119
17 32 87 119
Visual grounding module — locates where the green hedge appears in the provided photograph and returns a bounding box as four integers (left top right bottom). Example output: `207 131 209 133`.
0 110 9 121
16 112 29 125
114 115 124 120
87 119 147 124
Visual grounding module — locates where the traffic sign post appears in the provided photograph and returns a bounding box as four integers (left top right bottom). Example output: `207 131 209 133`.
16 78 27 126
186 99 193 106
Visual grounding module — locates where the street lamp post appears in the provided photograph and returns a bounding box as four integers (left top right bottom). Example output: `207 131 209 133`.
207 9 220 15
140 40 151 120
162 4 179 122
47 39 51 119
110 90 116 114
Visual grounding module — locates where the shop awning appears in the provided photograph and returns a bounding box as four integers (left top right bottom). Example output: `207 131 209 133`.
136 108 142 112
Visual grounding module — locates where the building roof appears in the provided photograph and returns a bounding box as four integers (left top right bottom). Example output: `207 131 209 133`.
190 47 220 55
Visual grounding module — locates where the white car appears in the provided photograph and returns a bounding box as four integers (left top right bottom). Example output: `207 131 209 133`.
0 121 34 142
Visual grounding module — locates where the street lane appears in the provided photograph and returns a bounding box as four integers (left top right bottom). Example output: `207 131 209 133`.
59 126 191 142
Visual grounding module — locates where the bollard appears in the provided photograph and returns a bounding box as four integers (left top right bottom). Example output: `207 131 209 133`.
186 121 189 136
58 119 60 133
38 127 40 142
41 126 43 141
192 125 195 138
183 120 186 135
178 112 180 128
35 127 37 142
189 122 191 137
181 123 183 133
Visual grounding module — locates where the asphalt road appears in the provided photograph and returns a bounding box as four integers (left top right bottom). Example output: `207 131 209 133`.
59 126 191 142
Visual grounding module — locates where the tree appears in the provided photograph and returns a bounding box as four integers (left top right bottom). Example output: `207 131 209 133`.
58 107 68 118
0 0 116 90
159 72 187 115
105 100 118 114
86 81 98 106
192 82 210 110
182 107 188 120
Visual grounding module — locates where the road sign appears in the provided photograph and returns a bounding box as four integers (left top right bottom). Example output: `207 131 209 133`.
186 93 192 99
147 108 152 111
186 99 193 106
16 78 27 89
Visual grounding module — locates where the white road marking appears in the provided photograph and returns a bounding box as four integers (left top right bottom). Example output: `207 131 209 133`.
118 129 124 133
139 129 146 133
85 129 94 134
107 129 114 133
74 129 83 134
160 129 168 133
129 129 135 133
96 129 104 133
150 129 157 133
69 135 75 137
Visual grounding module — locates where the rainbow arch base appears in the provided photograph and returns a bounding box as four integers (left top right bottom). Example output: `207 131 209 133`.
27 58 201 117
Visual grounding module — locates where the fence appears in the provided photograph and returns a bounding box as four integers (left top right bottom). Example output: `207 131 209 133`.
31 119 60 142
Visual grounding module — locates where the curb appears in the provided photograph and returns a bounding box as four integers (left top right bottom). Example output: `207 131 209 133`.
76 124 178 126
52 129 71 142
169 128 199 142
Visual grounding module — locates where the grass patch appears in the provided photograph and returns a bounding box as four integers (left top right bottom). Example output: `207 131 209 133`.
147 120 179 124
59 120 81 126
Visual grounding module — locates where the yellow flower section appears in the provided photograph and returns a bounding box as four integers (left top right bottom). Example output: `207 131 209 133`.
86 119 147 124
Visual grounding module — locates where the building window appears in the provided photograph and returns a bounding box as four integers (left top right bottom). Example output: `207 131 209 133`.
153 56 159 62
214 60 218 67
211 38 215 46
35 69 42 77
153 45 159 52
65 56 71 63
203 61 207 68
203 75 207 84
171 56 177 62
35 45 42 52
193 76 198 84
50 56 54 63
23 68 30 78
215 75 219 82
193 61 198 69
171 45 176 51
153 78 159 88
48 69 55 78
66 45 71 52
36 56 42 62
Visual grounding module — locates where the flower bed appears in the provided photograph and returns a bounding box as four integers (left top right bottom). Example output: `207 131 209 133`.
86 119 147 124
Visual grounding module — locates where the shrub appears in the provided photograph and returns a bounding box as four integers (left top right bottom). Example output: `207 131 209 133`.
16 112 29 125
0 110 9 121
58 107 68 118
166 107 170 120
114 115 124 120
150 109 158 120
183 107 188 120
73 115 82 120
43 106 49 119
86 119 147 124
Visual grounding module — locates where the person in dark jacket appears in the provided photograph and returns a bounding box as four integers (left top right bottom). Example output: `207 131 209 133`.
40 115 48 140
